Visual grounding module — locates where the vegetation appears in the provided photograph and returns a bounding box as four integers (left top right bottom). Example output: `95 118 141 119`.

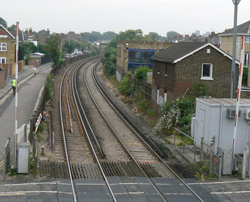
0 17 7 27
82 31 117 43
167 31 181 41
44 35 62 67
45 73 54 101
134 66 152 80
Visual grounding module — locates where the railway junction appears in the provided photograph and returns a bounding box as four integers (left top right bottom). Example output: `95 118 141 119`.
0 57 250 202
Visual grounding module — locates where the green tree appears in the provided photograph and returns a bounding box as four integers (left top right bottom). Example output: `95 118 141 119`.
44 35 61 66
103 31 117 40
22 41 37 54
167 31 181 40
38 29 47 34
0 17 7 27
134 66 152 80
8 24 16 33
147 32 162 42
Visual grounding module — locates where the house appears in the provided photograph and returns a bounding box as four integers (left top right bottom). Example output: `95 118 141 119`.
0 24 16 77
219 20 250 86
116 41 172 81
28 52 45 66
150 42 240 110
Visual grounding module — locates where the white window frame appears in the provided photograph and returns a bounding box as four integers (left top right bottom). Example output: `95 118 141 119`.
0 57 6 64
244 52 249 67
156 88 159 105
0 43 7 51
201 63 213 80
164 90 167 104
245 36 250 43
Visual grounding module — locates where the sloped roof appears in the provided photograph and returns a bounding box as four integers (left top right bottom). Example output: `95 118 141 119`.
0 24 15 39
151 42 207 63
219 20 250 35
151 42 240 64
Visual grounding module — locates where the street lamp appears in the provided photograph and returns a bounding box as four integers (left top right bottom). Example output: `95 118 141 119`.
230 0 241 98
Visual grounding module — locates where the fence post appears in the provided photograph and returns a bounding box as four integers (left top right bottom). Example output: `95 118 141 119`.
194 141 196 162
209 142 215 175
242 148 247 180
200 137 204 162
24 124 27 142
183 136 186 153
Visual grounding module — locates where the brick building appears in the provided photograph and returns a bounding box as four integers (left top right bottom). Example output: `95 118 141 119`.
219 20 250 86
0 24 16 77
116 41 172 81
151 42 239 110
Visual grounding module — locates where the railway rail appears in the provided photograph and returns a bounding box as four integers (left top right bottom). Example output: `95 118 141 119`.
53 57 206 201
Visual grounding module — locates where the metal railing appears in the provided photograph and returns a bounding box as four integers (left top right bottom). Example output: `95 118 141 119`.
173 128 199 162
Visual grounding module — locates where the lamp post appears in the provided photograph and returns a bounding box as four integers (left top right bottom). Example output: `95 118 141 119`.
230 0 241 98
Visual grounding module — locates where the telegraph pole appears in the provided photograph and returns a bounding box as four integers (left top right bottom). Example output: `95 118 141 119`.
230 0 241 98
14 22 19 167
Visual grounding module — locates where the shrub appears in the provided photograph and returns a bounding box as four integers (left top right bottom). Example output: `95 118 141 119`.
193 82 208 97
118 72 134 96
45 73 54 101
134 66 152 81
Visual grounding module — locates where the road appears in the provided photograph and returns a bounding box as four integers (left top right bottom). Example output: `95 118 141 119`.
0 65 52 160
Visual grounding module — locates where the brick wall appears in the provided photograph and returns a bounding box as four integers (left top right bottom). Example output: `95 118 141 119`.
175 46 238 98
152 45 239 109
116 41 173 80
0 69 6 88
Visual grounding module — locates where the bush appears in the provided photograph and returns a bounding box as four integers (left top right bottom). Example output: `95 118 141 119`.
134 66 152 80
37 123 44 133
45 74 54 101
193 82 208 97
118 72 134 96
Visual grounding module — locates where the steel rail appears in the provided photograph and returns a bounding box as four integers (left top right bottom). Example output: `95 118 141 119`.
59 62 82 202
72 60 117 202
87 61 168 202
93 62 205 202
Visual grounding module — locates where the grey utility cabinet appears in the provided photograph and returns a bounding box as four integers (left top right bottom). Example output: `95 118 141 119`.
17 142 30 173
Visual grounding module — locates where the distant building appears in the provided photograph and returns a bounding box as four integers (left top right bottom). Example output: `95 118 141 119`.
219 20 250 86
116 41 173 81
195 30 200 37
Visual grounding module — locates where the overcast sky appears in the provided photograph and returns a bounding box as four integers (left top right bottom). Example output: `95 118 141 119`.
1 0 250 36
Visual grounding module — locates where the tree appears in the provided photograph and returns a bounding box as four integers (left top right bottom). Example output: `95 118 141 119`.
8 24 16 33
148 32 162 42
38 29 47 34
116 29 146 41
103 31 117 40
0 17 7 28
44 35 61 66
167 31 181 40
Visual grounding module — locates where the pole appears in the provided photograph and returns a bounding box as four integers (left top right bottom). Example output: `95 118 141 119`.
232 36 245 173
14 22 19 167
230 0 241 98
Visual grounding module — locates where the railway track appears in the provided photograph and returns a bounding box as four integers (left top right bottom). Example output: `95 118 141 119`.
41 57 207 201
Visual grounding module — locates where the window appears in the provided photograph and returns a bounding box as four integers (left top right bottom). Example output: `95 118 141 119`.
0 57 6 63
201 63 213 80
0 43 7 51
245 53 249 67
245 36 250 43
227 36 230 43
156 87 159 105
164 90 167 103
